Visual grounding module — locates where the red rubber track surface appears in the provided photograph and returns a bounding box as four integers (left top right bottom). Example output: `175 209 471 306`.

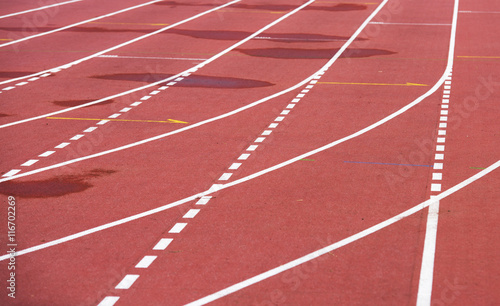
0 0 498 305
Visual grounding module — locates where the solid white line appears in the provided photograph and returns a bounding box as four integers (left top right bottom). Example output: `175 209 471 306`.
0 0 82 20
97 296 120 306
152 238 173 250
417 200 440 306
2 169 21 177
0 0 162 48
0 0 316 129
0 0 459 261
185 161 499 306
135 255 157 268
115 274 139 289
0 0 239 87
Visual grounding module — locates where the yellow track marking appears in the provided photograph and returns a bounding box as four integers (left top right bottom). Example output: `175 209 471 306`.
457 55 500 59
46 117 188 124
0 39 13 41
318 81 428 87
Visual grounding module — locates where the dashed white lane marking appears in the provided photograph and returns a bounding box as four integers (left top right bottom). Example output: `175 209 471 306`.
261 130 272 136
15 82 28 86
183 209 200 219
135 256 157 268
247 145 258 151
97 296 120 306
228 163 242 170
108 113 121 119
153 238 173 250
149 90 161 95
2 86 15 91
130 102 142 107
120 107 132 113
269 123 279 128
140 96 152 101
275 116 285 122
97 120 110 125
21 160 38 167
70 134 84 140
219 173 233 181
254 137 266 143
83 127 98 133
2 169 21 177
39 151 55 157
238 154 250 160
196 196 212 205
0 0 82 20
169 223 187 233
115 275 139 289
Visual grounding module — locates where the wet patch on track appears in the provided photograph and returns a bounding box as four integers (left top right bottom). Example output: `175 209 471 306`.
91 74 274 88
0 169 116 198
236 48 396 59
52 99 114 108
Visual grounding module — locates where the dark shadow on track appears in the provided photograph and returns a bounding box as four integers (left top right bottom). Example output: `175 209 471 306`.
236 48 397 59
0 169 116 198
52 100 114 108
0 71 39 78
91 74 275 88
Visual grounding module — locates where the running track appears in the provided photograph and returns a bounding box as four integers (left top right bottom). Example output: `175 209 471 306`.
0 0 499 305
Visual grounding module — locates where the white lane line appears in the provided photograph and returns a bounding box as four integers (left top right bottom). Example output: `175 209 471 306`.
434 163 444 170
183 209 200 219
83 127 97 133
38 151 55 157
0 0 461 261
196 196 212 205
238 154 250 161
153 238 173 250
261 130 272 136
55 142 70 149
98 55 208 61
254 137 266 143
0 0 317 128
0 0 240 87
269 123 279 129
98 296 120 306
436 145 445 151
16 82 28 86
21 159 38 167
2 169 21 177
280 110 290 115
140 96 152 101
120 107 132 113
115 275 139 289
247 145 258 151
417 201 440 306
275 116 285 122
432 173 442 180
108 113 121 119
2 86 15 91
185 166 499 306
369 22 451 26
149 90 160 95
130 102 142 107
70 134 84 140
0 0 82 20
97 120 109 125
0 0 163 48
286 104 295 109
219 173 233 181
135 255 157 268
169 223 187 233
228 163 242 170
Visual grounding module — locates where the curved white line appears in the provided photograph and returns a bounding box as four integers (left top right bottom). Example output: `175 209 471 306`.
0 0 238 86
0 0 162 48
0 0 462 264
0 0 82 20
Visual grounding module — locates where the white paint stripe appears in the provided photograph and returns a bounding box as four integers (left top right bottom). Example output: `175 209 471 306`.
416 201 440 306
436 145 445 152
431 184 442 192
228 163 242 170
55 142 70 149
432 173 442 180
238 154 250 161
115 275 139 289
275 116 285 122
0 0 464 261
2 169 21 177
28 77 39 81
40 73 51 77
120 107 132 112
158 86 168 90
130 102 142 107
16 82 28 86
39 151 55 157
169 223 187 233
167 82 177 86
97 120 109 125
186 165 500 306
183 209 200 219
261 130 272 136
0 0 81 20
149 90 160 95
0 0 162 48
98 296 120 306
140 96 152 101
21 159 38 166
280 110 290 115
255 137 266 143
292 98 301 103
0 0 240 87
70 134 84 140
268 123 279 128
247 145 258 151
439 123 447 128
135 255 157 268
83 127 97 133
434 163 443 170
369 22 451 26
219 173 233 181
153 238 173 250
286 104 295 109
108 113 121 119
435 154 444 160
98 55 208 61
2 86 15 91
196 196 212 205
